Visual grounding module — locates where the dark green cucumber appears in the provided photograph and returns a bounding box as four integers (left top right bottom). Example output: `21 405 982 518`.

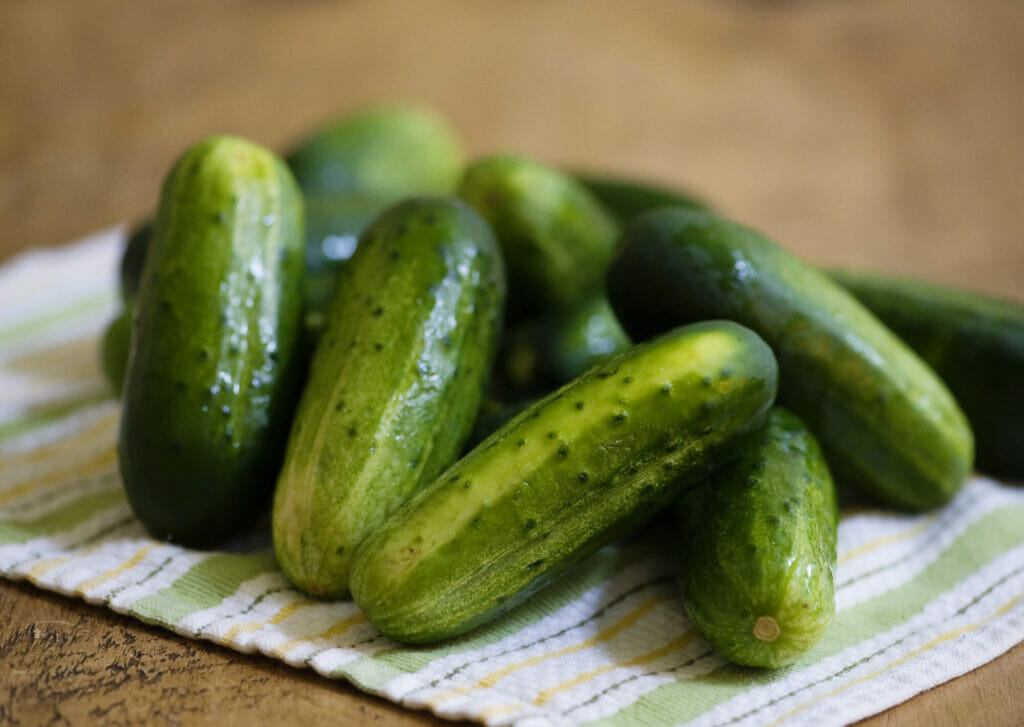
300 192 395 341
458 155 620 318
120 220 151 301
575 172 709 227
608 208 973 510
491 297 631 398
830 269 1024 480
272 197 505 599
540 295 632 384
676 407 838 668
118 136 304 547
100 306 133 397
349 320 778 644
286 105 464 198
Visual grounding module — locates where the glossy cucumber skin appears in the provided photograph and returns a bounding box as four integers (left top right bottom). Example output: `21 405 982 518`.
300 192 394 344
830 269 1024 480
492 296 632 398
272 197 506 598
119 136 305 546
676 407 838 668
540 295 632 384
286 106 464 199
100 306 132 397
608 208 973 510
575 172 709 227
349 320 778 644
458 155 620 318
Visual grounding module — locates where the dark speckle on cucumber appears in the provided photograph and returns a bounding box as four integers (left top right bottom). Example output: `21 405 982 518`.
349 320 778 644
118 135 304 547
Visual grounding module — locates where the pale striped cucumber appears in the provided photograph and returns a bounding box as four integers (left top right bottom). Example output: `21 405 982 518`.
349 320 778 644
272 197 505 598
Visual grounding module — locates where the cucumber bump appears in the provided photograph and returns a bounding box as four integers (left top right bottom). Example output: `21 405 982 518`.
118 135 304 547
350 320 778 644
609 208 974 510
272 197 506 598
676 407 838 668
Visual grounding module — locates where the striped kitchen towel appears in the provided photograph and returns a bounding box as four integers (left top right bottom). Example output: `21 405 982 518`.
2 227 1023 727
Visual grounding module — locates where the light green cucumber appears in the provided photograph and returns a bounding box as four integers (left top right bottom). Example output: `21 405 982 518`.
458 155 619 319
272 197 505 599
830 269 1024 481
119 136 305 546
676 407 838 668
349 320 778 644
608 208 974 510
286 105 464 198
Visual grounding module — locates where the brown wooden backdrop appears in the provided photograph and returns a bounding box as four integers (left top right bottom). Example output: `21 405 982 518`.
1 1 1022 725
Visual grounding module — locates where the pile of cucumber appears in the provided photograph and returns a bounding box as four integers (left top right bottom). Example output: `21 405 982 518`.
103 105 1023 668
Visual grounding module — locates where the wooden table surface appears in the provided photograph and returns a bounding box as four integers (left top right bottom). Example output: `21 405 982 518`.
1 1 1021 724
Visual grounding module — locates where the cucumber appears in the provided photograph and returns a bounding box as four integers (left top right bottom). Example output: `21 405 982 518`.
300 192 394 343
120 220 151 301
100 306 132 397
676 407 838 668
830 269 1024 480
272 197 506 598
540 295 632 384
608 208 973 510
349 320 778 644
490 297 631 399
118 136 305 547
286 105 464 198
465 397 535 451
575 171 709 226
458 155 619 319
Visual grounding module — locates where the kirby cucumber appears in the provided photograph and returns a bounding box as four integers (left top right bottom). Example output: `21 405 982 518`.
349 320 778 644
458 155 619 319
540 294 632 384
576 171 709 226
100 306 132 397
118 136 305 546
676 407 838 668
299 192 395 345
608 207 973 510
120 220 151 301
286 105 464 199
830 269 1024 480
272 197 506 598
492 296 632 398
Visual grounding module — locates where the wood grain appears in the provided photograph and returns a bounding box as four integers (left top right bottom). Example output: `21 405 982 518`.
1 1 1021 725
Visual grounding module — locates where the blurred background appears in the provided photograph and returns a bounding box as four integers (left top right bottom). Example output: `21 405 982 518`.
2 0 1021 299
